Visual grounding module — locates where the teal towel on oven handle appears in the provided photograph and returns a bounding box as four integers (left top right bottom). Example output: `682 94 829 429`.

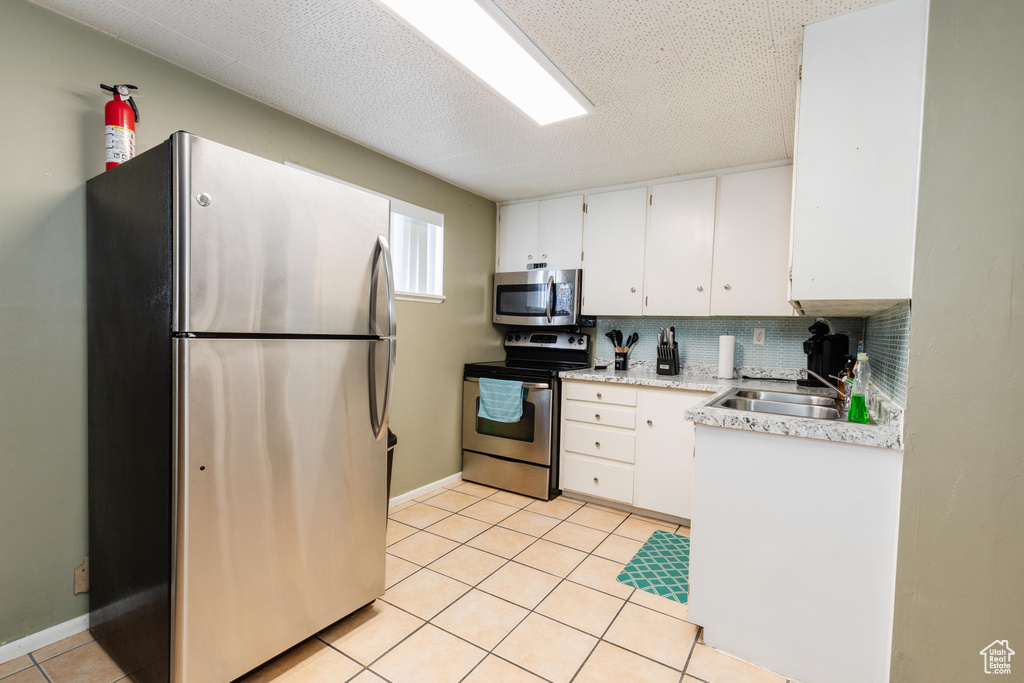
477 377 525 423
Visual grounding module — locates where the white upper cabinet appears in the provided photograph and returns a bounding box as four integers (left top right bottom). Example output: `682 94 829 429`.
643 177 717 316
497 196 583 272
711 166 794 316
496 202 538 272
582 187 648 316
790 0 927 313
538 195 584 271
502 165 793 317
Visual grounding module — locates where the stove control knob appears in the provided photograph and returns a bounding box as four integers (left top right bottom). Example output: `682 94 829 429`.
578 338 585 345
568 337 575 344
506 334 513 342
515 334 521 341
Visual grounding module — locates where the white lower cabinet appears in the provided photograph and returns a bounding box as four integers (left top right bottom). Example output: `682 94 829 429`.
689 426 902 683
634 388 707 519
560 380 709 518
563 422 636 463
561 454 635 503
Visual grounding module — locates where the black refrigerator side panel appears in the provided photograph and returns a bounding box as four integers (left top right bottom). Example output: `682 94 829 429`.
86 139 173 682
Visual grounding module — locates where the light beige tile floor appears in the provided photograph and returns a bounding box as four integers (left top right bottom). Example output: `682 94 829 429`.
0 481 798 683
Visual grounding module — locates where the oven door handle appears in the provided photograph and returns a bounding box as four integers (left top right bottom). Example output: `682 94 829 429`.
464 377 549 390
545 275 554 323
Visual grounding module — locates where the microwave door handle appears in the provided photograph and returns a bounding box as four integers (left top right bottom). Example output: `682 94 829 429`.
545 275 554 323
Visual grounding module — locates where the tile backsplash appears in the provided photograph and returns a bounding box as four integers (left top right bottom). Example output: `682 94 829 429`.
864 301 911 407
594 315 866 372
592 304 911 407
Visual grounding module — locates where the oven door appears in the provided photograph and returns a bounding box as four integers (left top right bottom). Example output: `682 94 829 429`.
462 378 552 465
492 269 580 326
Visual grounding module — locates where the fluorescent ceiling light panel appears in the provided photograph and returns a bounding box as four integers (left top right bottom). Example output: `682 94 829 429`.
375 0 593 125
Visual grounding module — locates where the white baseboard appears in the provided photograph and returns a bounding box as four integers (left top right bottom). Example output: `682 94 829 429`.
0 613 89 664
389 472 462 508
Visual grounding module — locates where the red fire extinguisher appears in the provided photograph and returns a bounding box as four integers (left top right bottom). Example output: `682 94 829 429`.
101 83 140 170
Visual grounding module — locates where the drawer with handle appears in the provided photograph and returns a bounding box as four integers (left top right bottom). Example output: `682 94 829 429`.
563 401 636 429
561 453 634 504
564 381 637 407
563 422 635 463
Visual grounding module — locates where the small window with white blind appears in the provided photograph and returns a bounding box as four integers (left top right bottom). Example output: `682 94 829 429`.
285 162 445 304
389 199 445 303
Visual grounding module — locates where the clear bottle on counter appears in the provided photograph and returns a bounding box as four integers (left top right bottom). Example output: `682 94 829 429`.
848 352 871 424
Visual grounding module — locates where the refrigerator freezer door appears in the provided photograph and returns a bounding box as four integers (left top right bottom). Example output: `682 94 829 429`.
172 338 386 683
177 134 391 335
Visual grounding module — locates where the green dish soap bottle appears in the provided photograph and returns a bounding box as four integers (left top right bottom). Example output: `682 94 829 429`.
848 351 871 424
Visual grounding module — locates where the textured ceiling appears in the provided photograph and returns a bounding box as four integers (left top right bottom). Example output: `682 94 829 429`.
33 0 890 200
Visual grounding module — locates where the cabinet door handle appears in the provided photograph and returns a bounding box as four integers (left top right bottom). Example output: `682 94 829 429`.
528 254 533 260
630 287 636 293
596 393 602 399
593 477 599 485
595 442 601 448
647 419 653 426
696 285 704 292
724 283 732 290
595 414 601 420
542 253 548 258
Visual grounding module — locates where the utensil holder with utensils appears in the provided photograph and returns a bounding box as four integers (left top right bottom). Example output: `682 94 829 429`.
657 342 679 375
607 329 638 371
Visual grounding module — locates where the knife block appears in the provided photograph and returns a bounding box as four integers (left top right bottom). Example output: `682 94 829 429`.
657 343 679 375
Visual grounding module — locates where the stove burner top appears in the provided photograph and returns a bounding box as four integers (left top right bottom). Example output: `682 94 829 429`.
463 359 585 381
464 329 590 381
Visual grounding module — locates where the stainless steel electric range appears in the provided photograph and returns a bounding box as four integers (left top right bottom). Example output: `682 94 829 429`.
462 330 590 500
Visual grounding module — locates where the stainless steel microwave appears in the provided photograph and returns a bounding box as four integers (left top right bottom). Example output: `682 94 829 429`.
492 269 581 326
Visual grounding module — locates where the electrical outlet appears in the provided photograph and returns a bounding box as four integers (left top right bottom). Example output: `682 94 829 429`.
753 328 766 346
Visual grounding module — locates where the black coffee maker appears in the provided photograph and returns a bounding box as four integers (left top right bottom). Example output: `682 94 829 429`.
797 318 849 388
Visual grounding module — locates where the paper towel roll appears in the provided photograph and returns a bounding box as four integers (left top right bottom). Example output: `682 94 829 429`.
718 335 735 378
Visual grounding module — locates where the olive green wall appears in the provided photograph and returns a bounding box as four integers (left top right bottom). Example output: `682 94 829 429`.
0 0 499 645
891 0 1024 679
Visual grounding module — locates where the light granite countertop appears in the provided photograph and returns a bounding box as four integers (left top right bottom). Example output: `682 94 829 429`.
559 361 904 450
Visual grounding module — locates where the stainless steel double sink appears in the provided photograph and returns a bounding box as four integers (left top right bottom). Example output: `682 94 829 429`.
709 387 843 420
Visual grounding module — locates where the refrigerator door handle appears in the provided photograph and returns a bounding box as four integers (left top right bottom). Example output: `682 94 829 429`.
369 339 396 440
369 235 397 440
369 235 397 338
382 337 396 435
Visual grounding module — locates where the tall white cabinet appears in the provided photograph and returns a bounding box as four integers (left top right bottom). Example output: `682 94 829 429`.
643 177 717 316
789 0 927 314
497 195 583 273
581 187 648 316
710 166 794 317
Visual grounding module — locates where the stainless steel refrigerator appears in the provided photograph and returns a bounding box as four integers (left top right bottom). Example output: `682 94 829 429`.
86 132 396 682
